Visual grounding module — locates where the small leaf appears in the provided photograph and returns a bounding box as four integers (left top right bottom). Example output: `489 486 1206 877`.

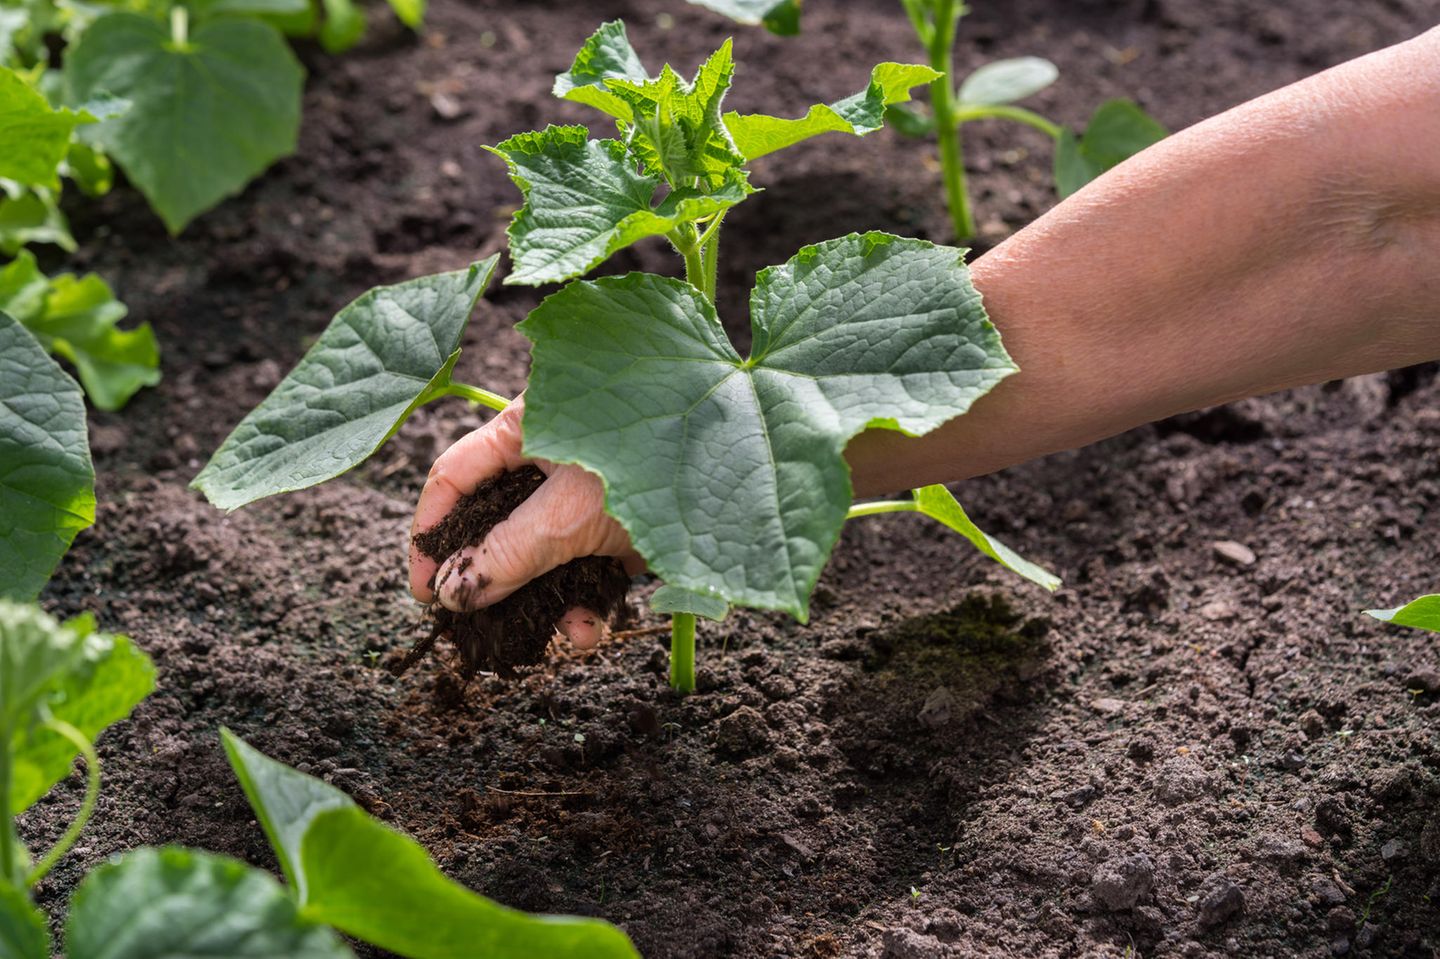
0 182 74 254
221 728 353 900
0 65 92 187
66 12 304 233
651 585 729 622
1365 595 1440 634
194 0 318 36
300 807 640 959
0 314 94 601
910 485 1060 591
62 140 115 196
489 126 752 286
28 271 158 412
725 62 940 161
521 233 1014 619
0 882 49 959
0 601 155 812
956 57 1058 107
552 20 650 120
192 258 498 511
66 847 354 959
684 0 801 35
0 248 48 320
386 0 424 30
1054 99 1166 198
319 0 366 52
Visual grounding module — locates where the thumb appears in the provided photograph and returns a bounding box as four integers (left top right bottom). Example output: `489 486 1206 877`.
435 512 559 612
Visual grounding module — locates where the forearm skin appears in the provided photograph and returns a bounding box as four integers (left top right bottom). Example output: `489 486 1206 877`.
848 26 1440 497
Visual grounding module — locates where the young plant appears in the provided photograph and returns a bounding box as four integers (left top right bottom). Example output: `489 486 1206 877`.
0 601 637 958
1365 595 1440 634
195 21 1061 695
691 0 1168 240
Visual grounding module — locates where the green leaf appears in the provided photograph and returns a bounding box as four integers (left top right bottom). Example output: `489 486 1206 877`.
300 807 640 959
650 585 729 622
552 20 650 121
956 57 1057 107
29 271 157 412
1054 98 1166 198
220 728 354 900
66 847 354 959
318 0 365 53
66 12 304 233
0 182 73 254
223 730 640 958
725 62 940 161
0 65 92 187
489 126 752 286
192 258 498 511
684 0 800 35
0 882 48 959
1365 594 1440 634
386 0 423 29
0 249 47 321
521 232 1014 619
194 0 318 37
883 102 934 138
62 140 114 196
0 314 93 601
911 485 1060 590
1 602 155 812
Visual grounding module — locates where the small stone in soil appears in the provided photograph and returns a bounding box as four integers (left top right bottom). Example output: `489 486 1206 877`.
1195 874 1245 929
1092 854 1154 911
1211 540 1257 566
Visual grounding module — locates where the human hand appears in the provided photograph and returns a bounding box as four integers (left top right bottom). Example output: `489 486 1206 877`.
408 397 643 649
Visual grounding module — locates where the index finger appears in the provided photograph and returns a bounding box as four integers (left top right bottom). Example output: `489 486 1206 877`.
408 400 528 602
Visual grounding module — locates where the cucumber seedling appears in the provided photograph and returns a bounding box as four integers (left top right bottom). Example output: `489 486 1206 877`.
195 21 1061 695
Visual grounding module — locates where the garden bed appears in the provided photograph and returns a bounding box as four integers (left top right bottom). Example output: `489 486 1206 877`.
26 0 1440 955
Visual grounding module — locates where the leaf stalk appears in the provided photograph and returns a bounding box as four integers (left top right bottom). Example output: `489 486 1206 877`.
954 104 1063 139
26 718 100 886
846 499 917 520
669 613 697 693
445 382 511 412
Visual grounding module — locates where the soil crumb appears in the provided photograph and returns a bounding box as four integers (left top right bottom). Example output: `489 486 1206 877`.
405 466 630 678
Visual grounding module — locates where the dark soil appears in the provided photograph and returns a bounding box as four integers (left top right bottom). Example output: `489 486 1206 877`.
407 465 630 678
23 0 1440 957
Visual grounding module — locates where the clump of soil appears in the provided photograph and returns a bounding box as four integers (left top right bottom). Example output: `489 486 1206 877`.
405 465 630 678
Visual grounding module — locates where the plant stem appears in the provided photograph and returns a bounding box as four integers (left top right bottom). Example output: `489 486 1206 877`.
26 719 99 886
446 381 511 412
0 722 14 886
926 0 975 241
953 104 1063 139
669 613 696 693
170 5 189 47
846 499 918 520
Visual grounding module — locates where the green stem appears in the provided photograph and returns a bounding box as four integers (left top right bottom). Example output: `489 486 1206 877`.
699 222 721 305
926 0 975 241
446 382 511 412
169 5 189 47
669 613 696 693
954 104 1063 139
0 726 13 887
846 499 918 520
26 719 99 886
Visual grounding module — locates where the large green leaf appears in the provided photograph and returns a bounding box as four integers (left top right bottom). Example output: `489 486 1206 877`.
1054 99 1166 198
0 313 93 600
192 259 498 511
66 12 304 233
300 808 640 959
956 57 1058 107
0 65 91 187
0 181 72 254
1366 594 1440 634
489 126 752 286
0 602 155 813
724 62 940 161
220 728 353 901
223 731 640 958
66 847 354 959
684 0 800 34
1 253 157 413
0 882 48 959
650 585 729 622
910 485 1059 590
520 232 1014 619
